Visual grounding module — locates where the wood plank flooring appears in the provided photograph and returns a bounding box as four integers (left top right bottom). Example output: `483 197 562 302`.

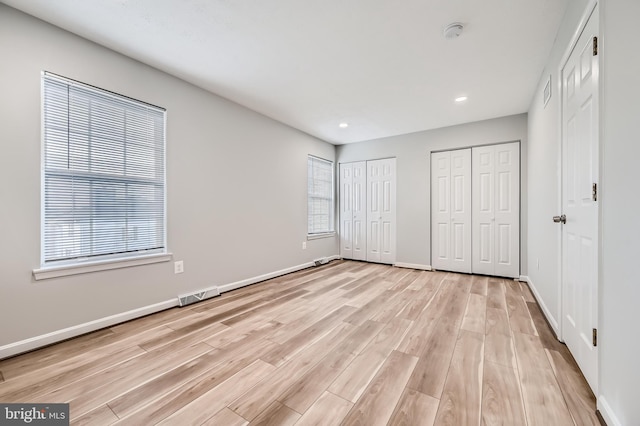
0 260 599 425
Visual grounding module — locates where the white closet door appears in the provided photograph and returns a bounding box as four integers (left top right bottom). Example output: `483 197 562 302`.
367 158 396 264
351 162 367 260
450 149 472 272
340 161 367 260
431 151 451 270
472 142 520 278
339 163 354 259
493 143 520 277
431 149 471 273
472 146 496 275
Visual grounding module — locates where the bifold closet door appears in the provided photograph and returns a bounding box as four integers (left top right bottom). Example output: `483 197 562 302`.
431 149 472 273
366 158 396 264
339 162 366 260
472 142 520 278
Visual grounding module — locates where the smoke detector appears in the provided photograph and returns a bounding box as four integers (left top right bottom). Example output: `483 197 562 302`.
443 22 464 40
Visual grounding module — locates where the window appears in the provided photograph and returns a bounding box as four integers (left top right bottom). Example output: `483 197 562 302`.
41 72 166 266
307 155 334 235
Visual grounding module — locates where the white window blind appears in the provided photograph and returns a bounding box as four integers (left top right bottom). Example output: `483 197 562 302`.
307 155 334 234
42 72 166 265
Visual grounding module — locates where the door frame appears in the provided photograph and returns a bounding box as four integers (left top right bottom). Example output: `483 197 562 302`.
556 0 599 344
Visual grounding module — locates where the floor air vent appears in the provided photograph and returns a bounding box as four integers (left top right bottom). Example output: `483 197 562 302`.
178 288 220 307
314 257 330 267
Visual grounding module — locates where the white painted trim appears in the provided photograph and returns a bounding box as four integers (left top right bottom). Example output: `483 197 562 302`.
4 256 340 360
597 396 622 426
559 0 599 69
394 262 432 271
523 275 560 338
519 275 528 282
0 299 177 360
33 252 173 280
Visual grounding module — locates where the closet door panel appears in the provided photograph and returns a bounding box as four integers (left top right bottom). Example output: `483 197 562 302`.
494 142 520 278
472 142 520 278
339 164 354 259
450 149 472 272
472 146 495 275
351 162 367 260
431 152 452 270
431 149 471 273
367 158 396 264
380 159 396 264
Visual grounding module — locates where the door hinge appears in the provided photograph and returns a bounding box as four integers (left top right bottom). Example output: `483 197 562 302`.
592 183 598 201
593 36 598 56
593 328 598 347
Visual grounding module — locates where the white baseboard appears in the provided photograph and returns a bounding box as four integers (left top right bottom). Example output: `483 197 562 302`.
522 275 560 337
598 396 622 426
394 262 432 271
0 299 178 360
217 256 338 293
0 255 340 360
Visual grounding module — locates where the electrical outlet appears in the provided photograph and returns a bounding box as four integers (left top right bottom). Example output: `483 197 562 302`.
174 260 184 274
302 241 307 250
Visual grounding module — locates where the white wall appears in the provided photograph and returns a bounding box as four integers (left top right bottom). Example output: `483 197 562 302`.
599 0 640 424
336 114 528 272
527 0 591 335
0 5 338 351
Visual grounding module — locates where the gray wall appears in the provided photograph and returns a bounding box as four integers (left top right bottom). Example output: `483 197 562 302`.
337 114 528 273
600 0 640 423
527 0 591 333
0 5 338 347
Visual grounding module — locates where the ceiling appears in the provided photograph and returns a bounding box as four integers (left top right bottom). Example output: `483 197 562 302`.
2 0 569 144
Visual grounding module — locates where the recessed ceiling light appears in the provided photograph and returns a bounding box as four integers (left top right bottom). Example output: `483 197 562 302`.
339 122 349 128
455 96 468 103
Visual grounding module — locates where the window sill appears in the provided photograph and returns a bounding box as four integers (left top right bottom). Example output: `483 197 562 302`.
307 232 336 241
33 252 173 281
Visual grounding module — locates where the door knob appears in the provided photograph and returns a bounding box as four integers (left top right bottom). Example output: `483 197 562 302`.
553 214 566 224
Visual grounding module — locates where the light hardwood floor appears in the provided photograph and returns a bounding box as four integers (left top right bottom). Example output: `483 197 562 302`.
0 260 600 425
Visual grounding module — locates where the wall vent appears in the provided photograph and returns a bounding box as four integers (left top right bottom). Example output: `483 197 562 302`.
178 287 220 307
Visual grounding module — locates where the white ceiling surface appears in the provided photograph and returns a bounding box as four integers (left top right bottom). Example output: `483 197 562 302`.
2 0 568 144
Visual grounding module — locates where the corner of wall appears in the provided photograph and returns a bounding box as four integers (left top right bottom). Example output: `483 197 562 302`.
523 275 560 337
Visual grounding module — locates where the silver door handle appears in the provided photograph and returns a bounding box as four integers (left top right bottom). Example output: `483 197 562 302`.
553 214 566 224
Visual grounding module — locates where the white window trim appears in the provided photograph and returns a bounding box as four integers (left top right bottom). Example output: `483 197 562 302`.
33 252 172 281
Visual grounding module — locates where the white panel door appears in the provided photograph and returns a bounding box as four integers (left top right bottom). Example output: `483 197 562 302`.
472 142 520 278
472 146 495 276
493 143 520 278
431 151 451 270
339 162 366 260
561 5 598 394
351 162 367 260
367 158 396 264
339 163 354 259
431 149 471 273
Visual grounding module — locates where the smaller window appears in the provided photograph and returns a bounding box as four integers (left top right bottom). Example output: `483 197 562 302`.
307 155 334 235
